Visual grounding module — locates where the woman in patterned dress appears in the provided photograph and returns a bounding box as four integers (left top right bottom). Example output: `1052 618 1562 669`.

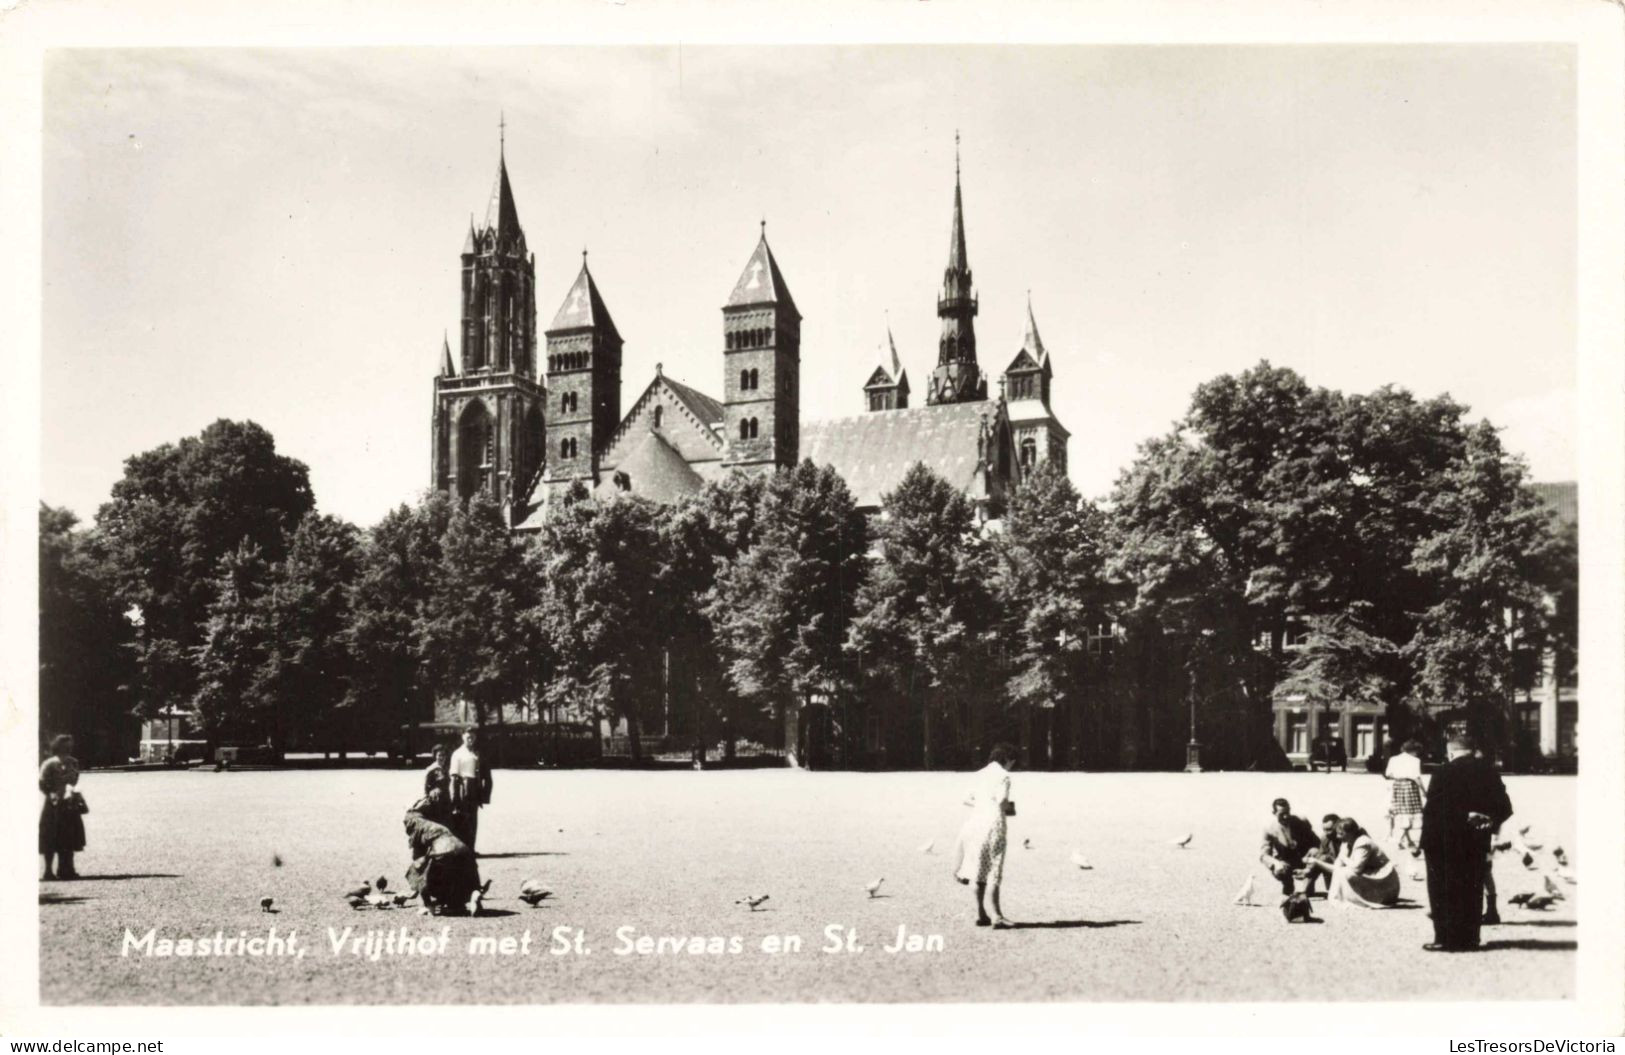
39 734 86 880
1384 739 1426 856
952 743 1016 928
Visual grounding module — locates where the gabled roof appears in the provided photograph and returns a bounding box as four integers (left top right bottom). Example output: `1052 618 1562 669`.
548 258 621 340
602 428 706 503
661 374 725 427
483 153 522 239
726 229 800 318
1006 399 1070 437
1004 347 1041 374
865 326 909 389
801 401 1001 509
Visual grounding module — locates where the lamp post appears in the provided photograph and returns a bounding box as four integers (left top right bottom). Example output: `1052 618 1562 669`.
1185 628 1214 773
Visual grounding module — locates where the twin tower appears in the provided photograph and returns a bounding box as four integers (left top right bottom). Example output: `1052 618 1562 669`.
431 137 1035 523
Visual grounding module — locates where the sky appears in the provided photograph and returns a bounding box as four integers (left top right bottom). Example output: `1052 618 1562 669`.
42 45 1576 528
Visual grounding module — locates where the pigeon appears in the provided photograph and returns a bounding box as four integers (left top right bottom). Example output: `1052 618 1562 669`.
345 882 372 900
1552 846 1569 868
375 876 389 894
1523 894 1557 910
1507 892 1534 906
1542 875 1565 900
1172 833 1193 849
865 878 884 898
347 895 369 910
1069 850 1093 870
736 895 770 911
392 894 412 907
271 852 283 868
1023 838 1033 850
917 839 936 855
259 896 274 913
518 888 552 907
1232 875 1257 906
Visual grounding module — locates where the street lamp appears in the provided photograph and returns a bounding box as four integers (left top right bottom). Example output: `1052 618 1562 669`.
1185 628 1214 774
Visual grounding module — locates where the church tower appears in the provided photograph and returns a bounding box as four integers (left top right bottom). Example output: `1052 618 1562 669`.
543 252 624 492
722 224 801 475
1002 294 1069 474
927 135 987 406
862 324 910 412
431 132 546 522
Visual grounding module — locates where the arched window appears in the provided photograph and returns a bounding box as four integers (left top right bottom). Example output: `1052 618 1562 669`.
749 417 760 440
1020 437 1037 470
739 419 750 441
749 368 759 390
740 368 751 391
457 401 493 500
653 405 663 428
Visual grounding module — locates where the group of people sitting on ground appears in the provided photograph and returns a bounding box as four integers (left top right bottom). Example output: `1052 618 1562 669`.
1260 798 1403 909
399 728 495 916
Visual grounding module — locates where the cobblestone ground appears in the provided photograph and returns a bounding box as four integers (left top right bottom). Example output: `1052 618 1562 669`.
38 769 1576 1005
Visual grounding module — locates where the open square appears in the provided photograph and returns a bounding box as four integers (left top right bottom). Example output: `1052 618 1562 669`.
39 769 1577 1005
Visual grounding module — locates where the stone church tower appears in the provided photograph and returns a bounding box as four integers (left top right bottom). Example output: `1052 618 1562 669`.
1002 294 1069 473
543 252 624 493
722 225 801 475
927 138 988 406
431 140 547 522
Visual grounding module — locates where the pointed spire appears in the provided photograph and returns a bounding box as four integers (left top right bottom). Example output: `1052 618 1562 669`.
948 131 968 272
1022 291 1047 365
886 322 903 380
441 332 457 377
483 121 521 238
727 225 799 317
462 215 476 254
549 255 621 341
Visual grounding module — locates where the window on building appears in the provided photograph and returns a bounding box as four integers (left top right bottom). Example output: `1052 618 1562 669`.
749 417 759 439
1353 717 1376 759
1287 713 1309 755
750 368 759 390
1020 437 1037 470
739 419 750 441
652 405 663 428
1283 620 1312 650
1087 622 1115 655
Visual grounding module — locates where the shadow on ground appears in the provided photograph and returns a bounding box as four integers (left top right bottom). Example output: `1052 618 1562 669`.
1481 939 1577 952
1009 920 1141 930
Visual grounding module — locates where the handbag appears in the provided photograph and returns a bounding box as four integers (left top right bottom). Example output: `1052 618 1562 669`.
70 791 89 815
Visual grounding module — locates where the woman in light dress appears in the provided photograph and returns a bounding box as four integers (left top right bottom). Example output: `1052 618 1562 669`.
1302 817 1402 908
952 743 1016 928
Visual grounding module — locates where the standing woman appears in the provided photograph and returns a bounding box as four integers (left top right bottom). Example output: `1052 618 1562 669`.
952 743 1017 929
39 734 87 880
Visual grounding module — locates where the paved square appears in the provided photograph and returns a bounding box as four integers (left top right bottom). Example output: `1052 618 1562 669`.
39 769 1576 1004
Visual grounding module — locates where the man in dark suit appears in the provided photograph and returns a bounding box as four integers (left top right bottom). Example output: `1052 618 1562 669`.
1421 733 1513 951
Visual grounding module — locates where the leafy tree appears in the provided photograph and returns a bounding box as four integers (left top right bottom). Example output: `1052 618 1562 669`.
710 461 867 759
39 505 136 764
992 462 1116 768
419 490 535 727
192 542 272 744
258 513 362 752
348 492 453 742
846 464 992 769
535 485 664 760
94 420 313 722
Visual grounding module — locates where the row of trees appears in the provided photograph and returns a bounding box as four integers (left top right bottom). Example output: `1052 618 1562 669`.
40 364 1575 768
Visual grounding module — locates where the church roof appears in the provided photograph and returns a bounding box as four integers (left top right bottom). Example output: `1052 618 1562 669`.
661 374 725 427
1530 481 1577 528
603 428 706 503
802 401 999 509
548 258 621 340
440 334 456 377
483 153 523 240
1005 398 1069 436
1020 296 1048 368
726 230 800 318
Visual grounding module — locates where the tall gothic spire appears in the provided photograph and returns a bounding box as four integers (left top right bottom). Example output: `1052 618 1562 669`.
928 132 985 405
483 118 522 240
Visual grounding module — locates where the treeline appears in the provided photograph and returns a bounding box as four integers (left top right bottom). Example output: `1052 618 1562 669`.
40 363 1576 769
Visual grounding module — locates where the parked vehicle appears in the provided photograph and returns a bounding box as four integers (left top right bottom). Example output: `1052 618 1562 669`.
1309 734 1348 772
